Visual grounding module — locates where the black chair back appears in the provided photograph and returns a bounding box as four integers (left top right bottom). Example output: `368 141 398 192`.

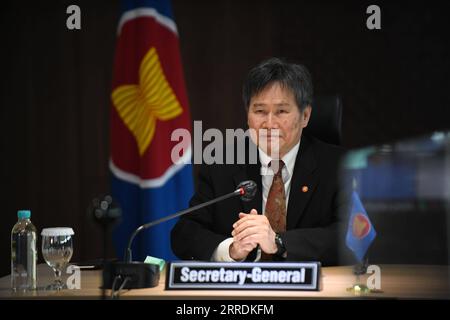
303 95 343 145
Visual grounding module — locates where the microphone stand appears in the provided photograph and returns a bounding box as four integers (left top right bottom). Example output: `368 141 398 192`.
103 181 256 290
125 187 243 262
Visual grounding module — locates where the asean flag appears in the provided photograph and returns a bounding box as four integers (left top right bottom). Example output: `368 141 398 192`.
110 0 193 261
345 191 377 262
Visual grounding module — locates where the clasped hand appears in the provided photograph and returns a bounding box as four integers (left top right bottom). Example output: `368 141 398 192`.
229 209 277 261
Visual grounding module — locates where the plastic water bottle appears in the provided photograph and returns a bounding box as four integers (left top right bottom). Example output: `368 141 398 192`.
11 210 37 291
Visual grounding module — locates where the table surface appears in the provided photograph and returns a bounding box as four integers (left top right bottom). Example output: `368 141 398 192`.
1 263 449 299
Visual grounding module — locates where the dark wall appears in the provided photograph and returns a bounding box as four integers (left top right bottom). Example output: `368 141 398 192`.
0 0 119 277
1 0 449 276
175 0 450 146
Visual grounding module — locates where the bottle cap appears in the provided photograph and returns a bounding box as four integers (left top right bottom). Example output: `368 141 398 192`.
41 227 74 236
17 210 31 219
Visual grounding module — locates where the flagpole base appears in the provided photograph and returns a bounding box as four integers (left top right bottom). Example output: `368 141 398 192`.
346 283 371 295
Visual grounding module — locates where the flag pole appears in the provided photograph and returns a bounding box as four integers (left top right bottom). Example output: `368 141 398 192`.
346 177 371 295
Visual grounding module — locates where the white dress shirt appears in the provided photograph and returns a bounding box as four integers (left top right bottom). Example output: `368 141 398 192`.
211 140 301 262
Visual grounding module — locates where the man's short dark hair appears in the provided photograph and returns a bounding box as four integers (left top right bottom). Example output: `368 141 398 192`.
242 57 313 112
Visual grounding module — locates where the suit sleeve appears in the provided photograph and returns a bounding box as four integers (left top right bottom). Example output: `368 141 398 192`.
171 164 228 260
282 187 349 266
282 143 351 266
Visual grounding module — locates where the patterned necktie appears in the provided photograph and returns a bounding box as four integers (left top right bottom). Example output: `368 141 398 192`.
261 160 286 261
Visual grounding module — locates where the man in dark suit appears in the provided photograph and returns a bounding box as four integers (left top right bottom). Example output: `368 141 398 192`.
171 57 346 266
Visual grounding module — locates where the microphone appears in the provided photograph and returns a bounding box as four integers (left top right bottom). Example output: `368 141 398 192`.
125 180 256 262
103 180 257 290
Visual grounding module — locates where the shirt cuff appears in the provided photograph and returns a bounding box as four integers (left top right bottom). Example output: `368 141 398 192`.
211 238 240 262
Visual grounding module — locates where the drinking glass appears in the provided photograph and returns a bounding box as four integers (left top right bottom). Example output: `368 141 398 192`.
41 228 74 290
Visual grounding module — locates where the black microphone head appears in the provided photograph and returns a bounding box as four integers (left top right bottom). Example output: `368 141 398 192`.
237 180 257 201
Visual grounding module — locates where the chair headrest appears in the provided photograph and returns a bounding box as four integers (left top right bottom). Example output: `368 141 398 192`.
303 95 342 145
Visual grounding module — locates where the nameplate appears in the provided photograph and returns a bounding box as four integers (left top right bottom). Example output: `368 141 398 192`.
166 261 321 290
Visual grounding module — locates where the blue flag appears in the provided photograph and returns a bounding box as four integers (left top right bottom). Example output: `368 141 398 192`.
110 0 193 261
345 191 376 262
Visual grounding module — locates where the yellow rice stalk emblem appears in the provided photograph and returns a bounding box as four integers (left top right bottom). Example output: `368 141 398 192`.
112 47 183 155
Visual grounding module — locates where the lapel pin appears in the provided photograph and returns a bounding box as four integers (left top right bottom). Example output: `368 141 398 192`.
301 186 309 193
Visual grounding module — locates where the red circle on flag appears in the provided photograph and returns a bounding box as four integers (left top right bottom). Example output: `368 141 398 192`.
352 213 371 239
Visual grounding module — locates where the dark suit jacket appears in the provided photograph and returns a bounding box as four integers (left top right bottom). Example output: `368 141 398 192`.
171 135 347 266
